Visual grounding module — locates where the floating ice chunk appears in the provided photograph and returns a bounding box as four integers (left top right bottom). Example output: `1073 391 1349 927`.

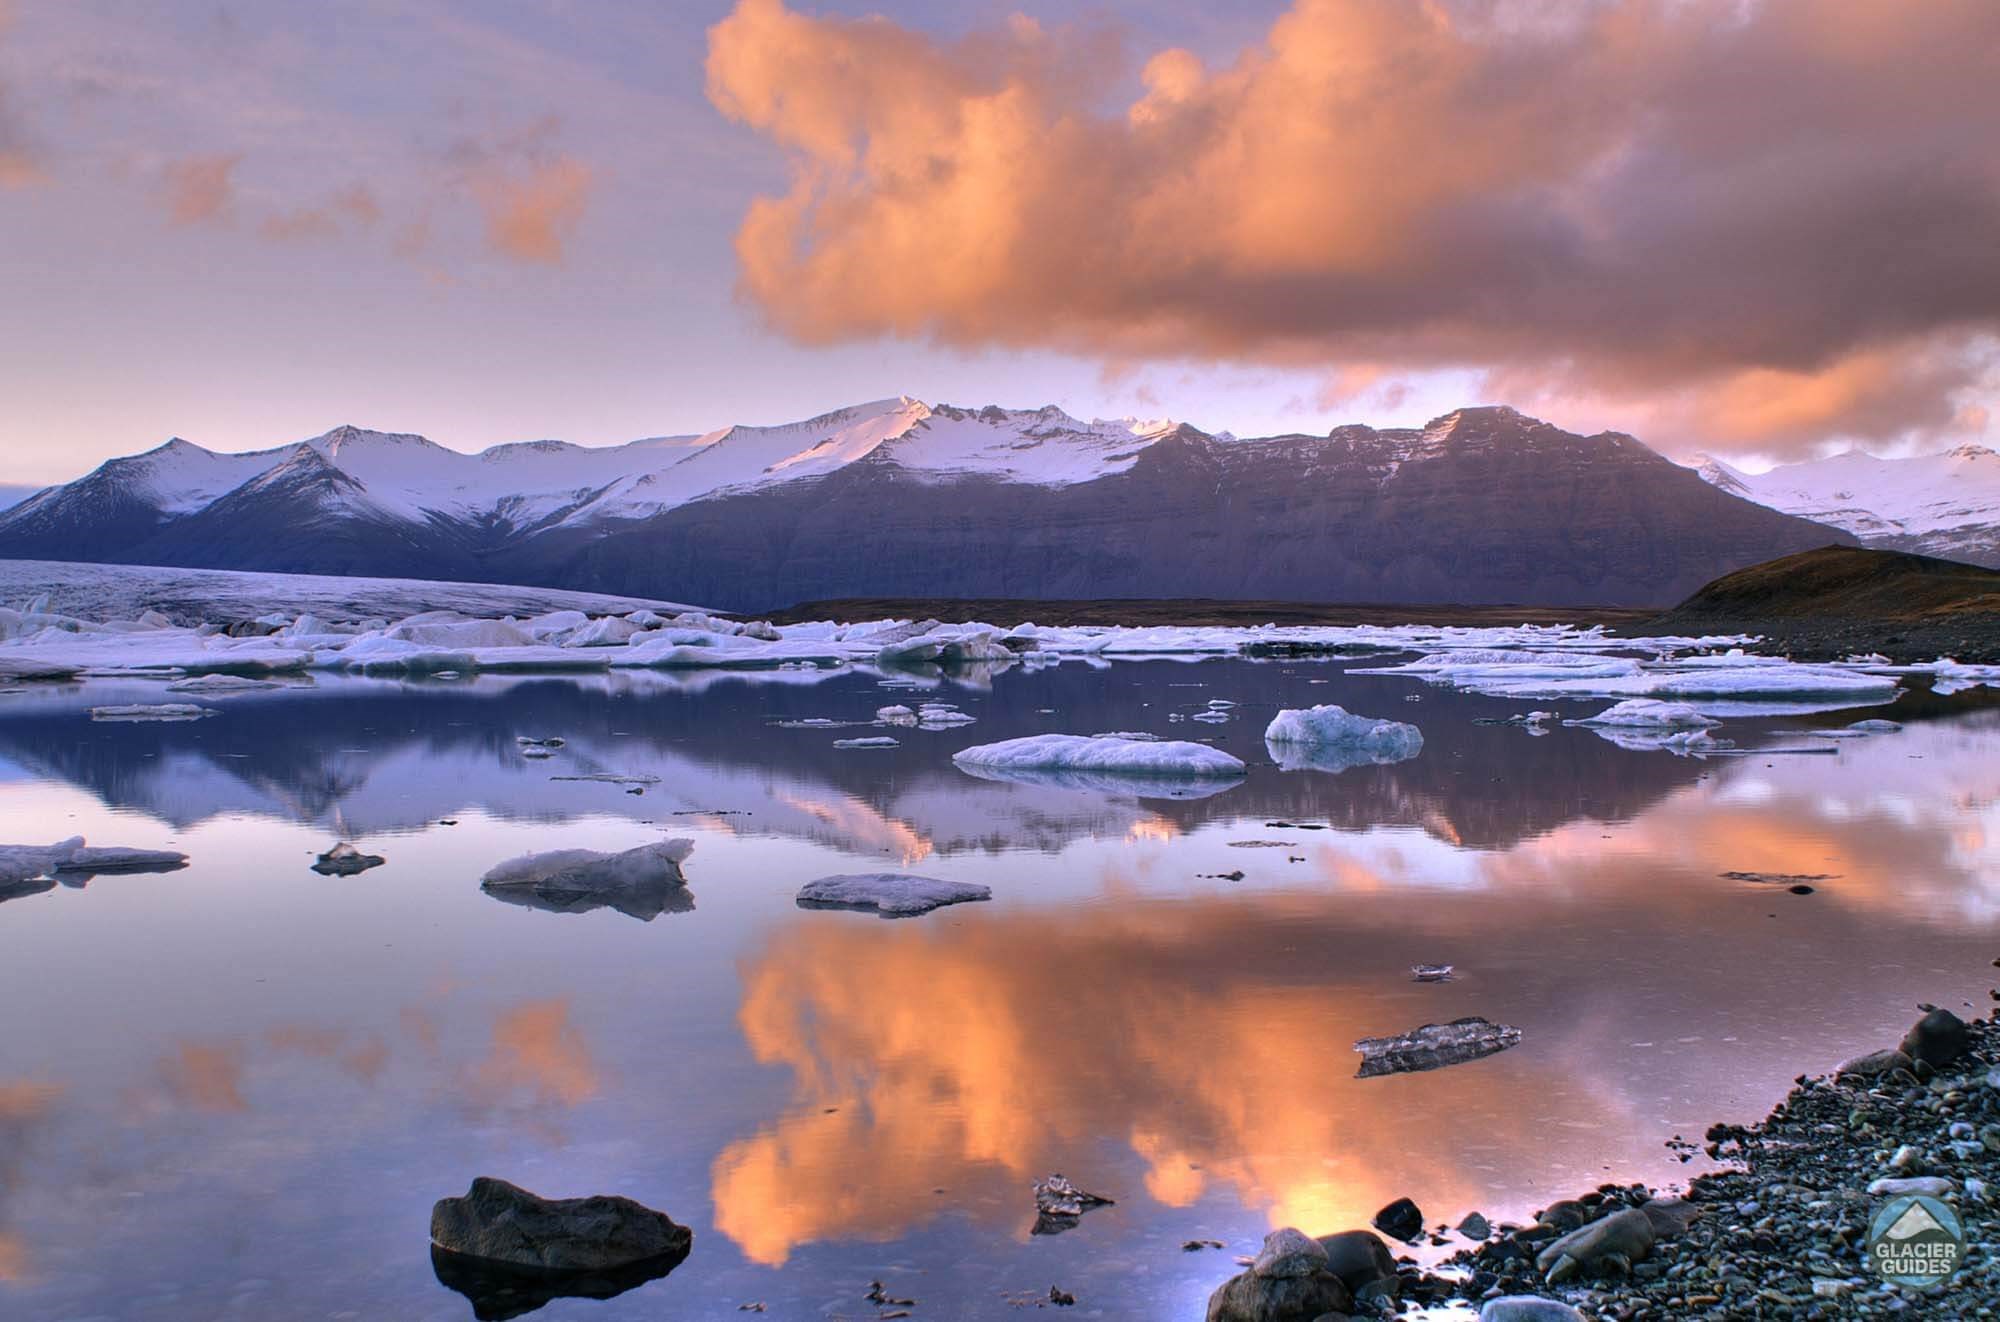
384 617 537 649
561 616 643 648
1573 699 1720 728
953 734 1247 778
1263 705 1423 772
1354 1017 1523 1077
163 673 285 695
1089 731 1161 741
1589 726 1722 756
875 704 918 725
89 703 214 722
833 736 899 749
795 872 991 917
877 627 1013 666
1847 718 1902 733
481 839 694 896
0 837 186 882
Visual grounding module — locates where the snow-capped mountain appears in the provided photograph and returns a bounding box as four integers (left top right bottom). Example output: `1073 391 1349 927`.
0 400 1849 608
1697 446 2000 568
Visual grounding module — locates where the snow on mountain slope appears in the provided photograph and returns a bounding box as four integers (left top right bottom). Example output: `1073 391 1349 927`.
0 485 38 511
1697 446 2000 567
0 397 1192 539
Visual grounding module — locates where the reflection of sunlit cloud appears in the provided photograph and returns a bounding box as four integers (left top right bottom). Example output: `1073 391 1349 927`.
715 904 1636 1266
472 999 600 1109
1126 815 1181 843
159 1042 247 1113
265 1025 391 1085
0 1081 61 1283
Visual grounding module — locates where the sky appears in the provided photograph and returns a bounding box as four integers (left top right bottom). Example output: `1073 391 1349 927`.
0 0 1995 486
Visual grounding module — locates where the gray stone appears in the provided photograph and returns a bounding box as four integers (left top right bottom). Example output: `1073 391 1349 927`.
1252 1228 1329 1279
429 1177 692 1273
1372 1196 1424 1243
1481 1298 1586 1322
1900 1008 1970 1068
1535 1206 1655 1283
1866 1175 1955 1198
1205 1265 1353 1322
1837 1048 1917 1080
1456 1212 1493 1241
1314 1229 1398 1296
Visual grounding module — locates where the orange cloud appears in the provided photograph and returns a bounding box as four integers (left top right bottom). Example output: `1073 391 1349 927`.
706 0 2000 455
158 153 240 226
0 3 41 188
259 182 382 242
158 1041 247 1111
477 156 592 265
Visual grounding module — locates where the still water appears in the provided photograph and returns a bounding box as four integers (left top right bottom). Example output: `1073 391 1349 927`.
1 658 1997 1320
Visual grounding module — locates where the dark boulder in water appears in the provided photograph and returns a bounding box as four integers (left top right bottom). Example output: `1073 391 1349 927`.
1373 1197 1425 1244
429 1178 691 1319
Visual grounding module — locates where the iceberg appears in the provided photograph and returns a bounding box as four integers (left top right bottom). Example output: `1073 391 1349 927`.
1354 1017 1523 1077
1573 699 1720 729
0 837 187 883
88 703 214 722
480 839 694 904
952 734 1246 778
795 873 991 917
1263 705 1423 773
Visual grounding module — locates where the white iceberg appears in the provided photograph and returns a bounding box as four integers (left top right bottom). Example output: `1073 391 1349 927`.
89 703 215 722
1263 705 1423 773
162 673 288 695
0 837 187 882
1573 699 1721 729
795 872 991 917
952 734 1247 778
833 736 899 749
480 839 693 897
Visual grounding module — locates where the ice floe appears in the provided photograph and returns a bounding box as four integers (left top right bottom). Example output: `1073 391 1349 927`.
1264 705 1424 774
1572 700 1720 729
0 567 1947 718
89 703 214 722
953 734 1247 778
0 836 188 884
794 872 991 917
480 840 693 907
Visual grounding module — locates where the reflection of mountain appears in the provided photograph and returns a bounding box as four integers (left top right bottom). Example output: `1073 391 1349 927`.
0 663 1748 853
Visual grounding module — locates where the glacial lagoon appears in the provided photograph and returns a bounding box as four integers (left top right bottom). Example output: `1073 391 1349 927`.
2 657 1998 1319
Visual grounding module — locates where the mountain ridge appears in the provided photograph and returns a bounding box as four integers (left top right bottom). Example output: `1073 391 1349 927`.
0 400 1854 610
1696 445 2000 568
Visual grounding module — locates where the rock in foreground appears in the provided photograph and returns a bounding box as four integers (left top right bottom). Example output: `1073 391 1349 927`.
430 1178 692 1321
1205 1227 1355 1322
1354 1017 1522 1078
796 873 991 918
430 1177 692 1273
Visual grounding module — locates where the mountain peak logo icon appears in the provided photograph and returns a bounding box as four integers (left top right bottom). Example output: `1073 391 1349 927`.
1869 1194 1964 1286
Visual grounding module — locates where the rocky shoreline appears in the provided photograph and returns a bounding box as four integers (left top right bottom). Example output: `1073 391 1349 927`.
1209 1006 1999 1320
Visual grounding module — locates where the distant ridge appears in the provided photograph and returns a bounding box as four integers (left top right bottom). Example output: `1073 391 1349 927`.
1697 446 2000 568
1645 545 2000 662
0 400 1849 610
